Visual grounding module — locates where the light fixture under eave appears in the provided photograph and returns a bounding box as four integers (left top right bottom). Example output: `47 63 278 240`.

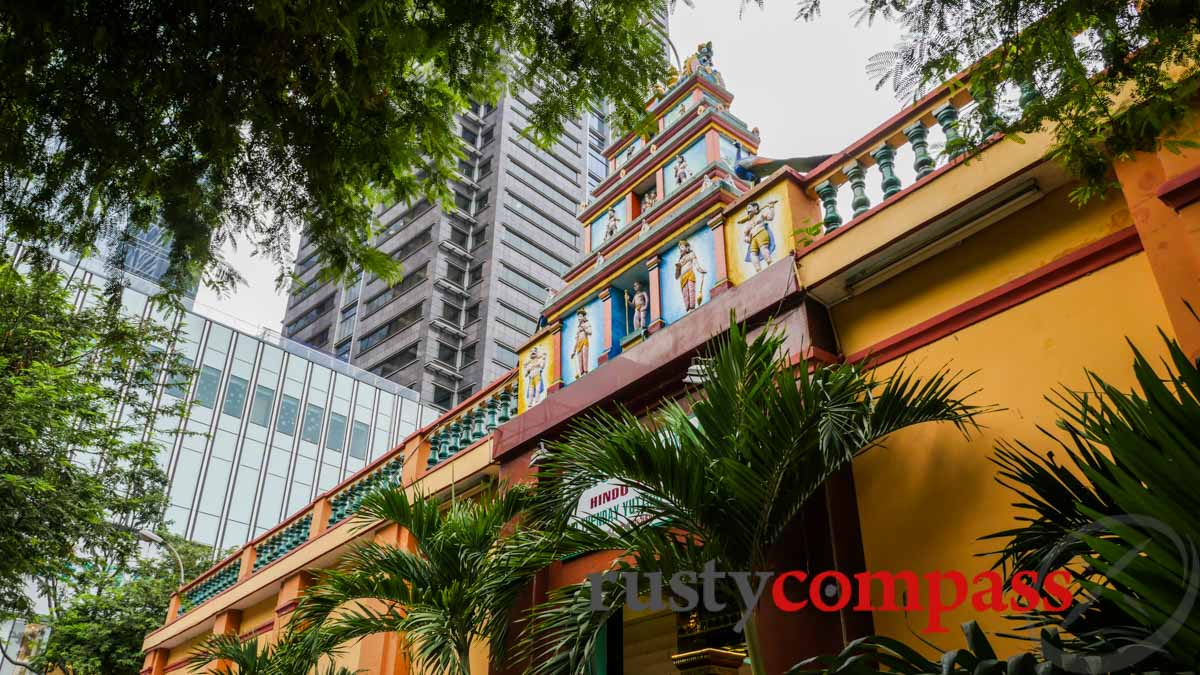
683 357 713 385
841 179 1044 299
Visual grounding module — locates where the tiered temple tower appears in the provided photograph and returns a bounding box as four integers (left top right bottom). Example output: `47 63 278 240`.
515 43 821 413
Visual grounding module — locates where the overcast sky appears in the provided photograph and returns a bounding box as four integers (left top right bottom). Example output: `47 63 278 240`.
195 0 908 331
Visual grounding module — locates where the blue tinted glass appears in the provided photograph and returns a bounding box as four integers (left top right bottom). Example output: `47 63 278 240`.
276 395 299 436
301 404 324 444
222 375 248 418
194 366 221 408
250 385 274 427
325 413 347 451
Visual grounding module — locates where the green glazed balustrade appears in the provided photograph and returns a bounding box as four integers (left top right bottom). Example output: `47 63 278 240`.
179 559 242 615
815 91 1040 233
326 458 405 528
426 385 518 469
253 514 313 572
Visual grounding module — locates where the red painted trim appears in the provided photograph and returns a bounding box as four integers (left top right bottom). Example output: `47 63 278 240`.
1156 165 1200 211
239 620 275 641
413 370 516 438
604 76 735 160
798 149 1046 286
583 111 756 222
802 71 974 184
564 166 742 285
546 189 733 317
275 600 300 616
164 660 191 673
723 166 808 214
845 227 1143 366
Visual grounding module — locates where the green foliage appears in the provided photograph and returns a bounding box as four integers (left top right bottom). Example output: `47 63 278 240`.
800 0 1200 203
189 632 360 675
0 247 190 617
288 486 547 675
33 535 213 675
796 332 1200 673
0 0 671 296
519 319 989 675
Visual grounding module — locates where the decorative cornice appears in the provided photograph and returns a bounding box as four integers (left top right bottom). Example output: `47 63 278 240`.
1156 165 1200 211
545 187 735 319
563 162 743 285
584 111 758 220
604 74 735 160
845 227 1143 366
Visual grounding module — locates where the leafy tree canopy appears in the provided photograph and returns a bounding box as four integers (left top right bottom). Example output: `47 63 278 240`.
788 0 1200 203
0 246 188 617
0 0 671 297
32 535 215 675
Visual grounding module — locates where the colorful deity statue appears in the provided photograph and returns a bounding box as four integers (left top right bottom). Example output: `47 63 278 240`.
675 240 707 312
739 199 779 272
631 281 649 333
642 188 658 211
604 206 622 239
571 308 592 377
680 42 725 87
674 156 691 186
523 346 547 407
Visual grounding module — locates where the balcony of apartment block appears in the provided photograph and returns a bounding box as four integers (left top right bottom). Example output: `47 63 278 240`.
142 371 517 653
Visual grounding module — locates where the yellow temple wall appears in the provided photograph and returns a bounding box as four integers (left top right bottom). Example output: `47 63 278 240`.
835 188 1174 653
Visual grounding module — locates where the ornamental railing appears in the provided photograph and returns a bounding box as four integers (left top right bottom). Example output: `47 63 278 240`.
253 513 312 572
326 457 404 528
178 558 241 615
803 77 1040 235
425 376 517 469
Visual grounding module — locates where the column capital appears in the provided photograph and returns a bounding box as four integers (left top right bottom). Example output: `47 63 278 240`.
707 213 726 230
598 288 611 301
870 142 895 160
646 255 662 271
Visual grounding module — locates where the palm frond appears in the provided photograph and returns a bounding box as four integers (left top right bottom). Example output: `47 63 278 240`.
525 317 986 674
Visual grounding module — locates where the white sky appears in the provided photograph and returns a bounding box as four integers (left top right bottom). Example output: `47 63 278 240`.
196 0 908 330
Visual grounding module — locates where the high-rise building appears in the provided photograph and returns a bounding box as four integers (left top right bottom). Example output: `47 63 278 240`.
281 8 669 411
14 244 439 552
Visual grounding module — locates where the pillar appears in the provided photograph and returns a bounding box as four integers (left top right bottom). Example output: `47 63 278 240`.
165 592 181 623
904 122 936 179
705 129 721 164
933 103 965 160
549 322 564 392
274 570 314 639
842 162 871 217
754 468 872 673
646 256 665 333
708 214 731 296
142 648 169 675
354 524 416 675
583 223 592 254
870 144 902 199
212 609 243 673
814 181 842 232
598 289 612 364
237 545 256 581
213 609 242 636
310 496 333 537
1115 151 1200 361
